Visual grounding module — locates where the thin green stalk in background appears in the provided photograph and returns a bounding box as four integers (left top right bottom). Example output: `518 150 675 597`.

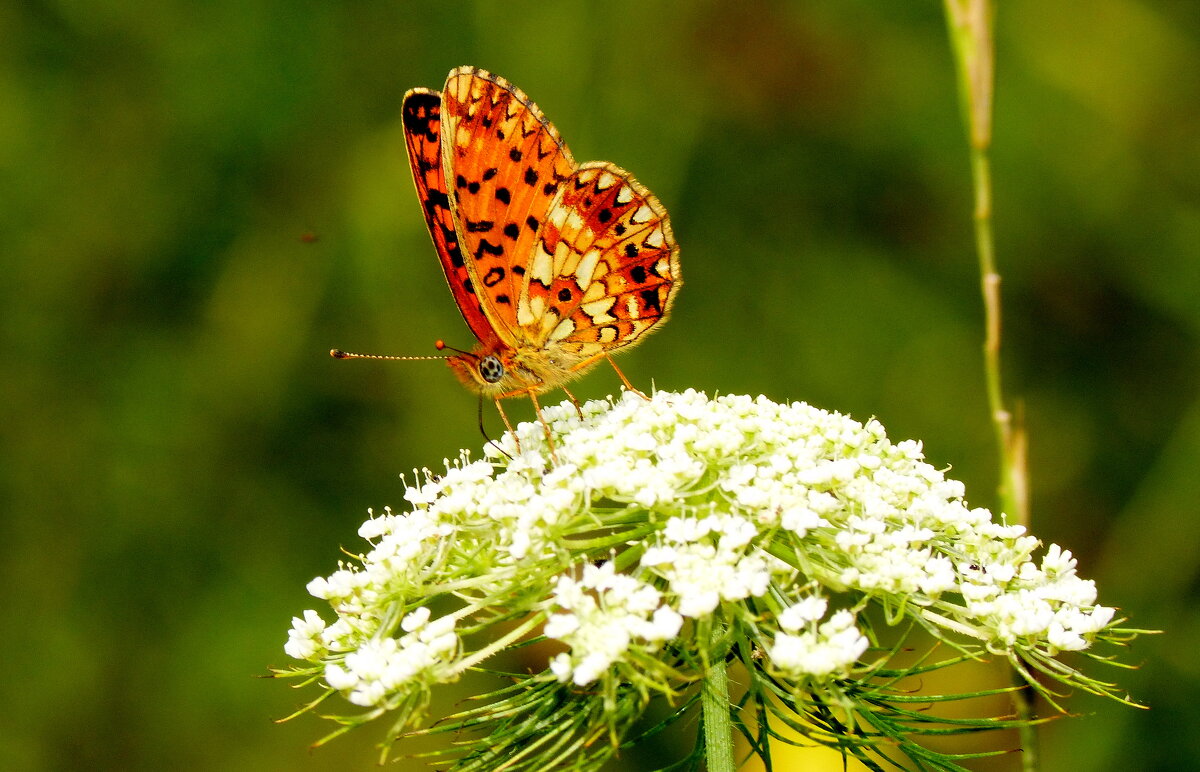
942 1 1038 769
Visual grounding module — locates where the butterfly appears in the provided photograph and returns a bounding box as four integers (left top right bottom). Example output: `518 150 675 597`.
336 66 681 451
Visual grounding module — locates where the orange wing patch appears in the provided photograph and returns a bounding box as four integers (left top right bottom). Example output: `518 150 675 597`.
440 67 576 345
519 161 680 357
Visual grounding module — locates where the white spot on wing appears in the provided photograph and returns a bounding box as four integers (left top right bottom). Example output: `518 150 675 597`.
528 295 546 322
517 296 535 326
616 186 633 205
597 171 616 190
531 247 554 286
553 240 571 273
630 204 654 224
561 246 582 278
550 317 576 341
581 297 616 323
644 227 665 248
574 249 601 290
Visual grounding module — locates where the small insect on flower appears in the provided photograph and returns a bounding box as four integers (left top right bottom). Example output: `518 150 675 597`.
331 66 682 455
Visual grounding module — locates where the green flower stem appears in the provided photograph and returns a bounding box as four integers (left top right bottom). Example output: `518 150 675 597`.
943 2 1038 770
942 0 1025 529
702 624 735 772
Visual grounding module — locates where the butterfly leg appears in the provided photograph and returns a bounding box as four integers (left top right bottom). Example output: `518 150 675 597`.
493 398 522 453
606 355 649 401
526 389 559 463
561 386 584 419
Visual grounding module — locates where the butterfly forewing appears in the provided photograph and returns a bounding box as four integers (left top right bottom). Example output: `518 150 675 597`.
528 162 680 358
401 88 498 346
440 67 577 346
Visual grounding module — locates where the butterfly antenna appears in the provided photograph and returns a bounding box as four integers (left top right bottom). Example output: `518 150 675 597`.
434 340 478 360
329 349 448 361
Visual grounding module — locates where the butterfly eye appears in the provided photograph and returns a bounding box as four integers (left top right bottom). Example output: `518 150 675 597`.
478 355 505 384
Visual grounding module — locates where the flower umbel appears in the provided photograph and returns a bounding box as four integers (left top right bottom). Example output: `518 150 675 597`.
277 390 1139 770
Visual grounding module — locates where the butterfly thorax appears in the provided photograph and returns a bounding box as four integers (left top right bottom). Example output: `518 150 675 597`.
446 339 597 398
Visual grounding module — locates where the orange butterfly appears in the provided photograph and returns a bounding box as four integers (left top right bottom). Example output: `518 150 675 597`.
335 67 681 450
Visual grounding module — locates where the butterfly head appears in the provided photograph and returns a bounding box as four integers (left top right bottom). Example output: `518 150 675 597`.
440 339 519 396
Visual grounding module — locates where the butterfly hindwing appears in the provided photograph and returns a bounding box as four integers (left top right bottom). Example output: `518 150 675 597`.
401 88 498 345
440 66 577 347
525 161 681 358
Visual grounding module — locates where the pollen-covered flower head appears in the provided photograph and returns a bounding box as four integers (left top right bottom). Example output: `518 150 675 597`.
282 390 1131 767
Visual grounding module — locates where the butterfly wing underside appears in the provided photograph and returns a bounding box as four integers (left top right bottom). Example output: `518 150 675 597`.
401 87 498 346
439 67 578 348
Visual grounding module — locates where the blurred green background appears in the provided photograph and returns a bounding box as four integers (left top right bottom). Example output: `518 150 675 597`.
3 0 1197 769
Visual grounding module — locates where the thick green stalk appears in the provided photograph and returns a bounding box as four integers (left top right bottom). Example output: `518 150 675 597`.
701 626 735 772
942 1 1037 770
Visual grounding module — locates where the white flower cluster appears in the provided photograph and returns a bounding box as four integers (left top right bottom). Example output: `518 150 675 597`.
771 595 870 677
640 514 776 618
546 562 684 686
286 390 1118 705
286 605 459 707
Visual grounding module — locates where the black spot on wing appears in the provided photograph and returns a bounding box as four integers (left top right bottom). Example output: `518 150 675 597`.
474 240 504 259
639 289 663 315
401 92 440 143
424 189 450 217
443 230 465 269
